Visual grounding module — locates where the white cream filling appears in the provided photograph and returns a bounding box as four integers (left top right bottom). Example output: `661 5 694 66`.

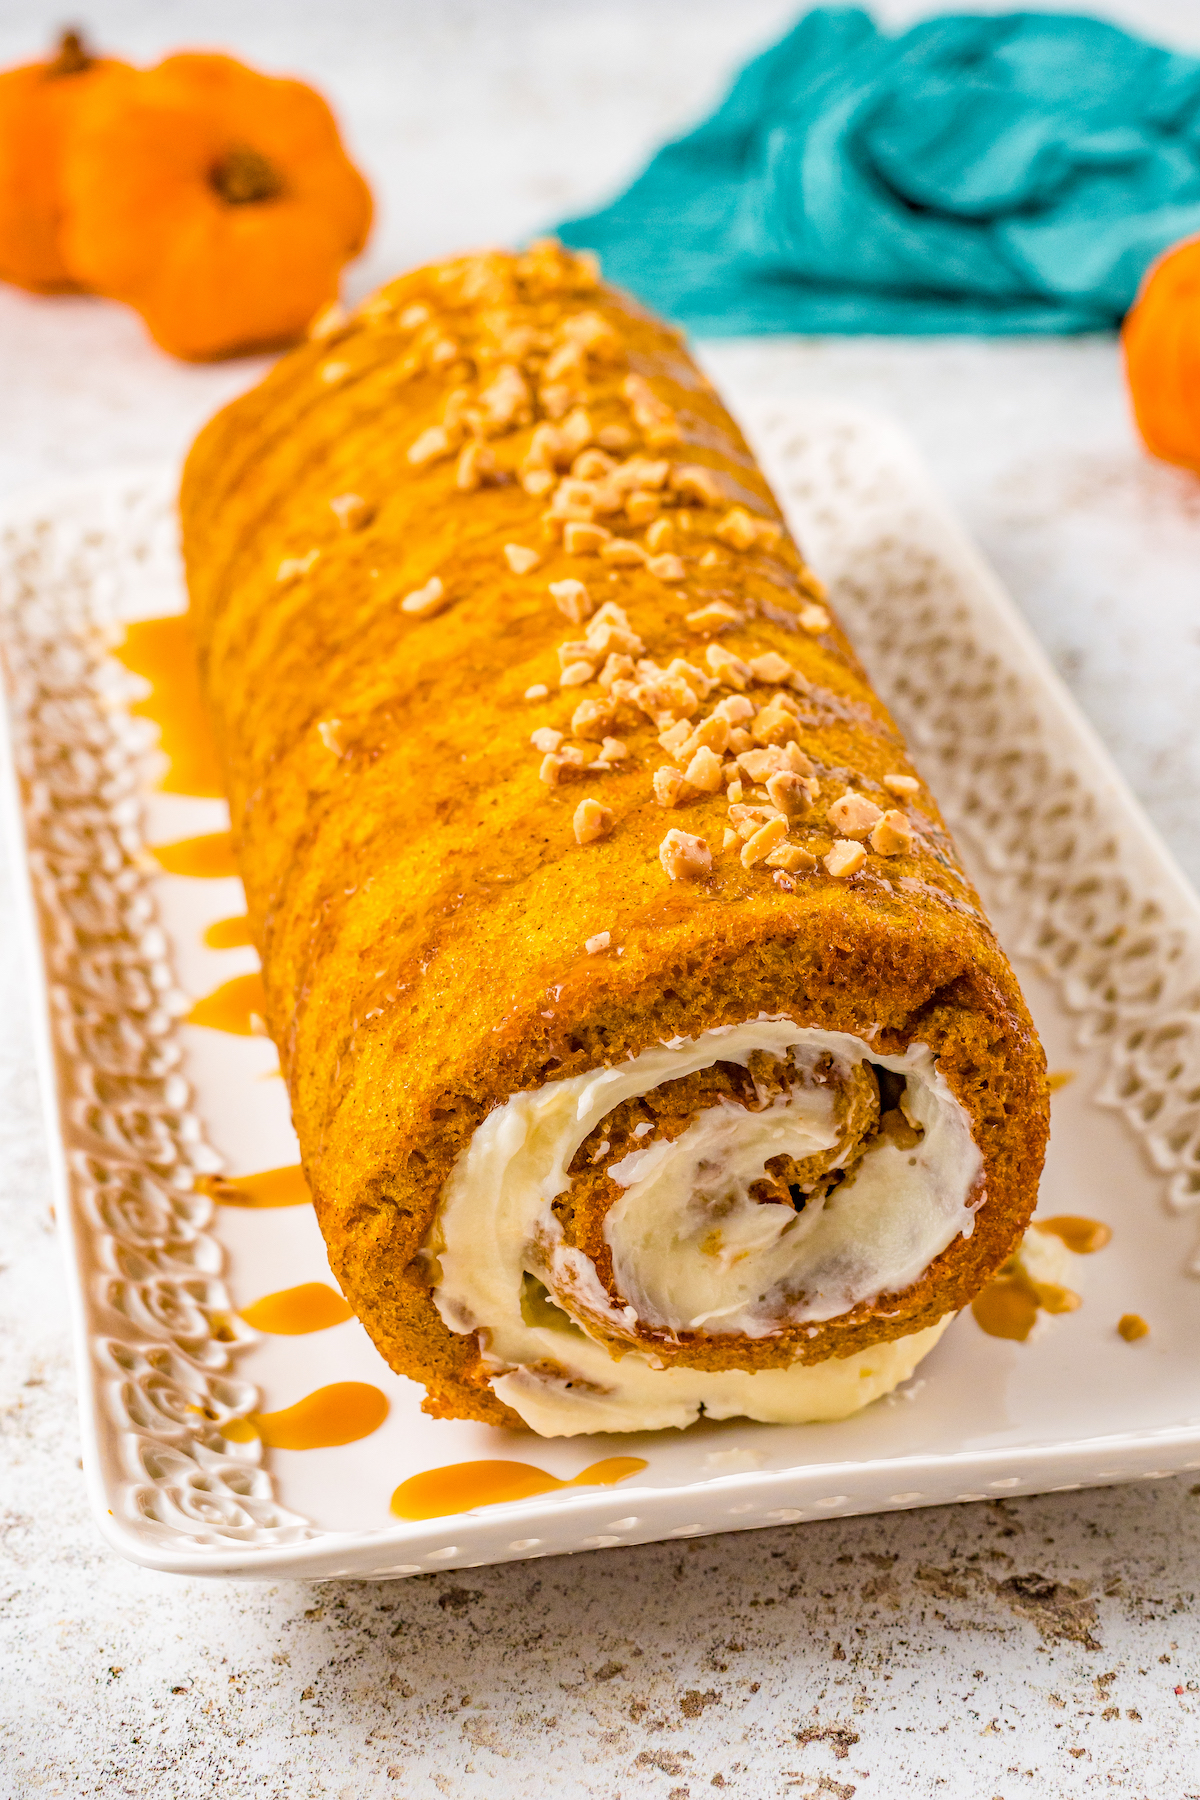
429 1020 984 1436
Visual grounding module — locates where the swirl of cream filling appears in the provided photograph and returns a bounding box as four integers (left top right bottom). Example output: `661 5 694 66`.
428 1020 983 1436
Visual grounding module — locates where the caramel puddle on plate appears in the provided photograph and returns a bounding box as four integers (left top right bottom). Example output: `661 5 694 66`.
196 1166 311 1208
224 1382 389 1449
204 914 254 949
973 1214 1110 1342
187 970 268 1035
240 1282 353 1335
1046 1069 1076 1092
151 830 237 879
390 1456 648 1521
114 616 223 798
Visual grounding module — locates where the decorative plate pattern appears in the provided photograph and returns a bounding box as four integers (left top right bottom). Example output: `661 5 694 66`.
2 406 1199 1582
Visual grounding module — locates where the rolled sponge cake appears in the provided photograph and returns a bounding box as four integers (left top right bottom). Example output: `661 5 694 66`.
181 242 1049 1436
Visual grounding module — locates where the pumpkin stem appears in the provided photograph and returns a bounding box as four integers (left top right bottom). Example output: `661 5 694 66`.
48 27 93 76
210 146 285 207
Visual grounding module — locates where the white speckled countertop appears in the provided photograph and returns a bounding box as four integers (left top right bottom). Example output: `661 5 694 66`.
2 3 1199 1794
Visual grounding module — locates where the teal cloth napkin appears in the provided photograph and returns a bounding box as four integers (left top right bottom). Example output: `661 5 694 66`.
556 7 1200 334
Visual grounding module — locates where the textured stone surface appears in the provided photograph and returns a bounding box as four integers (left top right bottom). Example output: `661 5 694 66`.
2 4 1200 1795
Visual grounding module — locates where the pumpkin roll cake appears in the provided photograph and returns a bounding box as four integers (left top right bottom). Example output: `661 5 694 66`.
181 242 1048 1436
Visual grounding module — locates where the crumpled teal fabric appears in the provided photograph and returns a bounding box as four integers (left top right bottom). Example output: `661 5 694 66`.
555 8 1200 334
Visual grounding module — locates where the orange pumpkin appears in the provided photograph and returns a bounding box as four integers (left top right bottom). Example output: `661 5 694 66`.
59 52 373 360
0 29 129 293
1122 235 1200 474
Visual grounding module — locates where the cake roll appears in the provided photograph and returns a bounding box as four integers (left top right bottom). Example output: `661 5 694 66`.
180 241 1049 1437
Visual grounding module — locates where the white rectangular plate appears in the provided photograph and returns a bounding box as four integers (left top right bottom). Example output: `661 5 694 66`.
3 402 1199 1581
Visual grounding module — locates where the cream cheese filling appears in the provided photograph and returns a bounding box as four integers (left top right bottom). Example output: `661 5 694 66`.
428 1019 983 1437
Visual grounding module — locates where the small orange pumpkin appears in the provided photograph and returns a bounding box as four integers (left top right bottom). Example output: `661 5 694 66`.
1122 235 1200 474
0 29 129 293
59 52 373 360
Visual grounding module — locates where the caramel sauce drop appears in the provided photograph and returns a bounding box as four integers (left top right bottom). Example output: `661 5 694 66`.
247 1382 389 1449
115 616 223 797
1033 1215 1113 1255
204 914 254 949
196 1165 311 1208
151 830 237 878
1046 1070 1076 1092
1118 1313 1150 1342
240 1282 353 1335
187 971 268 1036
390 1455 648 1521
971 1277 1040 1343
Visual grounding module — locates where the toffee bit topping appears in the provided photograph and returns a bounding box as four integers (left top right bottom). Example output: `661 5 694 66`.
799 602 832 634
646 552 686 582
524 683 550 700
687 600 743 634
705 644 751 689
407 425 453 467
400 575 447 618
549 578 594 623
530 727 564 753
826 792 883 839
653 766 689 807
505 543 542 574
660 828 712 881
741 816 788 868
585 930 612 954
456 440 498 491
825 839 867 878
766 844 817 872
748 651 794 684
329 492 374 531
883 773 921 796
564 521 612 555
600 538 647 566
869 809 916 856
574 798 614 845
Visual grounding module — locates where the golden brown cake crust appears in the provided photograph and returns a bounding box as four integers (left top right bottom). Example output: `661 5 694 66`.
180 243 1049 1430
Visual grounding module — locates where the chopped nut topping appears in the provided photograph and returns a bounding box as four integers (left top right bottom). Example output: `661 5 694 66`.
598 653 635 690
505 543 542 574
551 477 602 520
308 298 345 338
634 673 699 725
600 538 647 566
317 718 342 754
687 600 743 634
539 746 586 786
456 440 498 491
540 381 580 421
728 803 783 842
599 735 627 762
597 424 634 452
407 425 453 467
571 697 618 740
869 809 916 856
623 490 661 525
824 840 866 878
752 698 801 747
276 549 319 583
728 726 754 754
521 468 555 497
726 779 744 804
826 791 883 838
543 340 586 384
721 828 739 852
558 640 595 672
559 660 595 688
748 651 794 684
319 359 350 384
738 743 814 783
526 422 566 469
574 798 614 845
670 464 725 508
883 773 920 797
705 644 752 689
799 603 831 634
741 816 789 868
585 605 644 657
698 549 727 570
646 553 686 582
564 521 613 555
558 310 624 360
685 745 725 793
644 517 675 553
713 506 782 552
524 683 549 701
653 766 689 808
549 578 594 623
714 694 755 724
559 407 595 458
660 828 712 881
478 363 531 431
666 656 715 698
330 492 373 531
623 374 680 448
400 575 446 618
429 337 460 368
530 727 564 753
610 456 672 493
399 303 431 330
766 844 817 872
677 714 731 761
585 930 612 954
658 720 693 755
766 771 815 817
572 448 617 481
